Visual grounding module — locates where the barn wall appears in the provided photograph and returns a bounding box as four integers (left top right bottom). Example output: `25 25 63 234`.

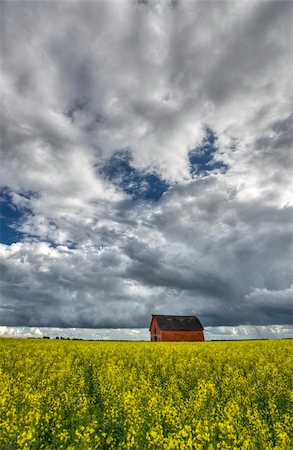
161 330 205 342
150 317 162 341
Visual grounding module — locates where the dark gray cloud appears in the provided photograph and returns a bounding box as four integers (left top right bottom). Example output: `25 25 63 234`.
0 1 292 332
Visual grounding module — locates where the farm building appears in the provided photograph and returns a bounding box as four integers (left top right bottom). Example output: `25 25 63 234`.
149 314 205 342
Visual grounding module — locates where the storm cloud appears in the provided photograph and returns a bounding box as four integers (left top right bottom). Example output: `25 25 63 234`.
0 0 292 333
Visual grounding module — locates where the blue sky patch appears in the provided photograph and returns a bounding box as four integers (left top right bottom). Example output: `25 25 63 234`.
101 151 170 201
189 128 228 176
0 189 28 245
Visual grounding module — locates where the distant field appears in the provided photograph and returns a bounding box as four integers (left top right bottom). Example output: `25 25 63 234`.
0 339 292 449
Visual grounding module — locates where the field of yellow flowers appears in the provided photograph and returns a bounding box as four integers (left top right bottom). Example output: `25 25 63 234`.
0 339 292 449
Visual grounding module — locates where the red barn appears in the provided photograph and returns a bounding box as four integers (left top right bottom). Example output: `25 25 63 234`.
149 315 205 342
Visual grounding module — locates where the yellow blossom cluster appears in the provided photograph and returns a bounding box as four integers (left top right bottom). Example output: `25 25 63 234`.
0 339 292 449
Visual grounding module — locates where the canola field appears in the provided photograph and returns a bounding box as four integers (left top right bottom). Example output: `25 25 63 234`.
0 339 292 449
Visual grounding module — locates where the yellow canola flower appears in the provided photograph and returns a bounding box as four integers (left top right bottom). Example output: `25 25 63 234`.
0 338 292 449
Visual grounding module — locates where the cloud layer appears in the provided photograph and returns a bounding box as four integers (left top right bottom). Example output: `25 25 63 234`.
1 325 292 341
0 0 292 331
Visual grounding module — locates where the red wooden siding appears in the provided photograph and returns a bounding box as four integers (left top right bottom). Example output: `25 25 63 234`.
150 315 205 342
150 316 162 341
161 330 204 341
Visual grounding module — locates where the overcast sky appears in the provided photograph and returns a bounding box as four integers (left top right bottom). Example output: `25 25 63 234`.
0 0 292 335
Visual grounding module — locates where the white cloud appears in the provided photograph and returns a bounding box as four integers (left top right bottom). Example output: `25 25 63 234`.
2 0 291 184
0 325 292 341
0 0 292 332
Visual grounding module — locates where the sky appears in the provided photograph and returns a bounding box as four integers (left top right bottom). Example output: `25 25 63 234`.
0 0 292 337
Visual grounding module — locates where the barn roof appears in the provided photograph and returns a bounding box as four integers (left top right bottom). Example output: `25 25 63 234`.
151 315 204 331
